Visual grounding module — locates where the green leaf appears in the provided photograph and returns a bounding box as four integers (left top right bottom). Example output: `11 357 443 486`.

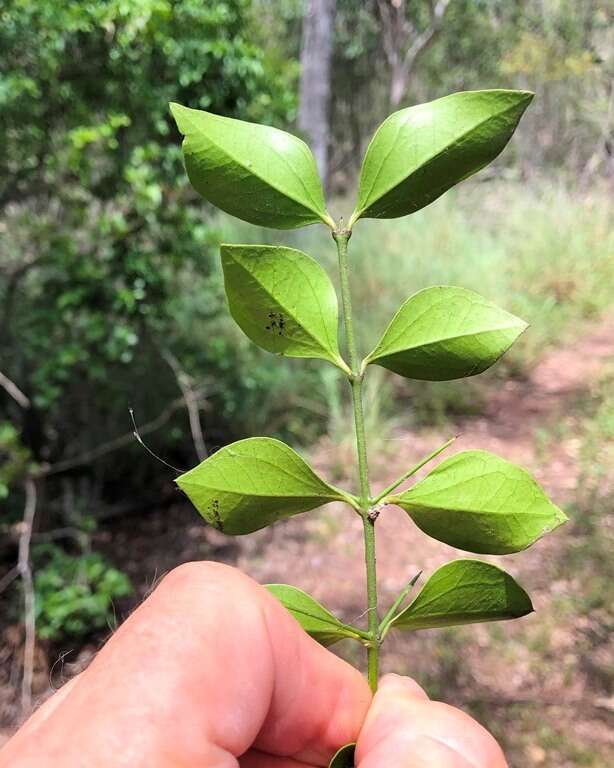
389 450 567 554
351 89 533 225
365 286 527 381
266 584 363 647
390 560 533 631
329 743 356 768
221 244 348 371
170 103 333 229
176 438 350 535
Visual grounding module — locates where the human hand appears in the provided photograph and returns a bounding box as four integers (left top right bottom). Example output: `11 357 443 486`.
0 562 507 767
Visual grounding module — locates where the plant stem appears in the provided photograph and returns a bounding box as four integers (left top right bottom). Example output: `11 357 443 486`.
333 227 379 692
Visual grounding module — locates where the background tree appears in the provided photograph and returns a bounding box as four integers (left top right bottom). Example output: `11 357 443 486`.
298 0 337 185
0 1 298 689
376 0 453 108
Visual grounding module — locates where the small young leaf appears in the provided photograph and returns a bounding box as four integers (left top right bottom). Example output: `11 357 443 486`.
351 89 533 225
266 584 363 647
170 103 333 229
221 245 347 371
390 559 533 631
389 450 567 554
329 743 356 768
365 286 527 381
176 438 349 534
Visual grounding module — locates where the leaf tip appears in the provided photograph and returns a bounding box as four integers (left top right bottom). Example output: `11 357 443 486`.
516 316 530 332
515 586 535 618
500 88 534 111
169 101 192 134
554 506 570 527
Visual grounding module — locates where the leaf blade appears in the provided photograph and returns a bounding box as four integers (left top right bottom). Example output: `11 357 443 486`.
176 437 347 535
266 584 362 647
170 103 332 229
221 244 346 370
352 89 533 223
390 450 567 554
390 559 533 631
366 286 527 381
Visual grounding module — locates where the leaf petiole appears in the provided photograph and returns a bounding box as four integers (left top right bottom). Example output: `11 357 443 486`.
337 489 362 512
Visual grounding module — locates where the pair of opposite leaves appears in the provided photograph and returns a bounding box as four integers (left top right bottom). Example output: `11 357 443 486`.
170 88 534 229
221 243 528 381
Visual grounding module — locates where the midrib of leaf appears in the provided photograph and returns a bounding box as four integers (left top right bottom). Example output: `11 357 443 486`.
399 577 506 614
371 293 523 357
182 483 337 502
283 605 357 635
399 487 554 519
358 116 406 214
181 454 342 499
229 452 336 494
270 138 327 217
180 109 325 221
294 257 339 355
374 323 523 360
229 255 335 358
359 97 525 217
395 465 544 509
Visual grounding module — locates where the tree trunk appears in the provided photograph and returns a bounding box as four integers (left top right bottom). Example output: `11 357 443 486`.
390 62 408 109
298 0 337 187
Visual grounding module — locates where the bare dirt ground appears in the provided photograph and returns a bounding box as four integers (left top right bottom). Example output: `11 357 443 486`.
2 316 613 765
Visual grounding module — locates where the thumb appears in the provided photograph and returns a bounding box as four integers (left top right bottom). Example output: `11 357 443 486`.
355 674 508 768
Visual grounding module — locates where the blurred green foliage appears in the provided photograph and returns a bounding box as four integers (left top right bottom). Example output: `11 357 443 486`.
328 0 612 179
31 545 132 641
0 423 31 502
0 0 298 510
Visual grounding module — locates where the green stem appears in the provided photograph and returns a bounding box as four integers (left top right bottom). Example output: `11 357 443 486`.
334 227 379 693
